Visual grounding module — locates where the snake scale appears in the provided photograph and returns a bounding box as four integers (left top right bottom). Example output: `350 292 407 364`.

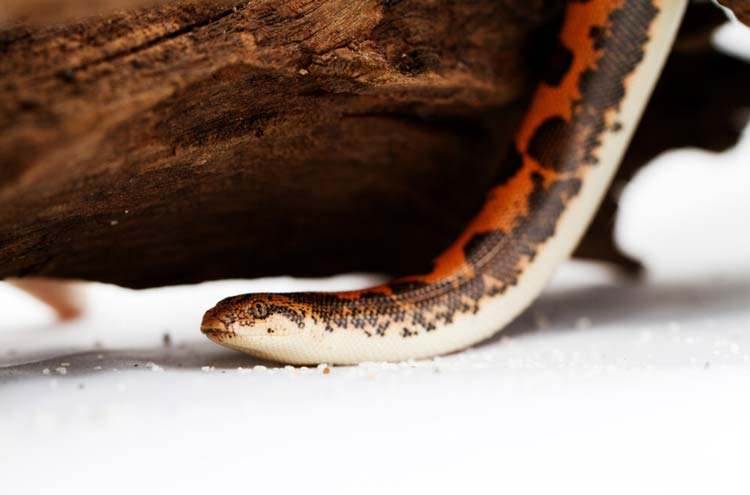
202 0 688 364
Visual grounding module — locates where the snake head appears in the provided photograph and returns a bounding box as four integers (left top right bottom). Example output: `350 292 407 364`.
201 293 308 346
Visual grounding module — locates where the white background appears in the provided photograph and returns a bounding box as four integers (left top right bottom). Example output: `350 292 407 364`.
1 20 749 495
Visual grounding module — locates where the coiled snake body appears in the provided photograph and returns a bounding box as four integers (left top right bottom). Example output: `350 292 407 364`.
202 0 688 364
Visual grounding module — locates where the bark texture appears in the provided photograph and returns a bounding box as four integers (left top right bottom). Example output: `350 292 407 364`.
0 0 748 288
720 0 750 24
0 0 159 24
1 0 566 287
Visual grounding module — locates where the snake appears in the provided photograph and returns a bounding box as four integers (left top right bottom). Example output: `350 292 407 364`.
201 0 689 365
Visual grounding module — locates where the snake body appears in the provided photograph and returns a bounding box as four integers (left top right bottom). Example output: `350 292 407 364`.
202 0 688 365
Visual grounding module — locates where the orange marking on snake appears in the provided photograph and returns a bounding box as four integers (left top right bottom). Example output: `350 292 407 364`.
410 169 535 284
519 0 627 150
402 0 625 285
334 285 394 300
304 0 628 295
304 0 624 289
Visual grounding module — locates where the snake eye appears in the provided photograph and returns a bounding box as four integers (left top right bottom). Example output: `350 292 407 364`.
250 301 269 319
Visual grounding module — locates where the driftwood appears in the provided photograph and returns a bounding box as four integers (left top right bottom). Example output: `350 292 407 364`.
720 0 750 24
0 0 748 288
0 0 158 23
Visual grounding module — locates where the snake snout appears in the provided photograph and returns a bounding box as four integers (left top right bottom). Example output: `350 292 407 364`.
201 311 234 341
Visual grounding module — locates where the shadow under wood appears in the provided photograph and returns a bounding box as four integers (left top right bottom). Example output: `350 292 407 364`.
477 278 750 348
0 341 280 384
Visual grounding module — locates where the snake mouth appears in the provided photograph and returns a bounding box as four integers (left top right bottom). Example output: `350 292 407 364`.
202 327 229 339
201 313 236 341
